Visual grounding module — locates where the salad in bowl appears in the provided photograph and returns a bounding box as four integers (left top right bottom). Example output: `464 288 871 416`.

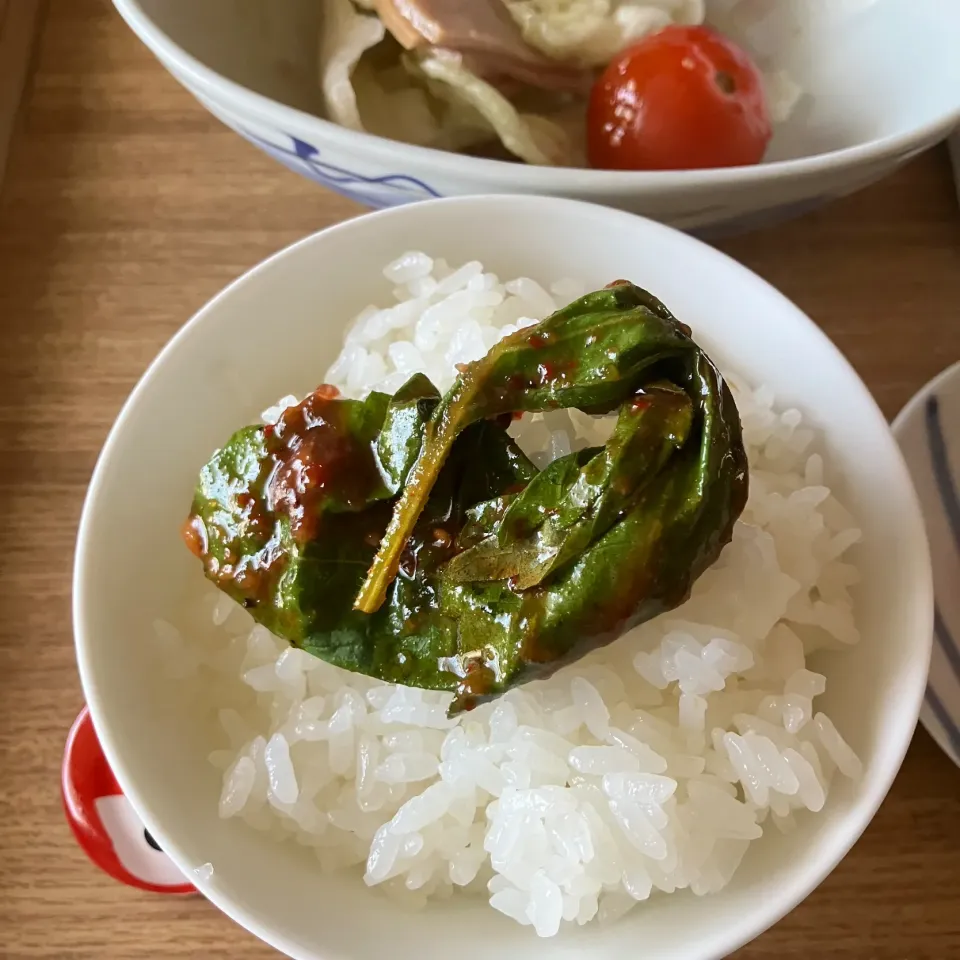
322 0 800 169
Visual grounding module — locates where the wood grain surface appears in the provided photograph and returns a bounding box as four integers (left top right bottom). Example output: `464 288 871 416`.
1 2 958 958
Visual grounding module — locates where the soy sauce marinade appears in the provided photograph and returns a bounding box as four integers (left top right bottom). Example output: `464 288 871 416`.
183 282 747 714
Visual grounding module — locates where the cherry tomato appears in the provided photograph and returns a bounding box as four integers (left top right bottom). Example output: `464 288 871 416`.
587 25 771 172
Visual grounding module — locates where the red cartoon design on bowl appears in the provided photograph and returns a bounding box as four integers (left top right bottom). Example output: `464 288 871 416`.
62 705 195 894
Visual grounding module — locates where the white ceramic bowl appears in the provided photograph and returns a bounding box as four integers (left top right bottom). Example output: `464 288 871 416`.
112 0 960 233
74 196 931 960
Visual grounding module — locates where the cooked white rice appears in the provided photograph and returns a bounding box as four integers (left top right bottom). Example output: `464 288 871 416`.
162 253 862 937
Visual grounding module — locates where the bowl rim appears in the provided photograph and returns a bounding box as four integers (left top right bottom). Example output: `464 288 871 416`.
112 0 960 192
73 193 933 960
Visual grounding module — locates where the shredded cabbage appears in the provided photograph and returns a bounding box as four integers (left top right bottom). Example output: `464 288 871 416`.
317 2 506 154
418 51 572 165
761 69 803 125
506 0 705 66
319 0 386 130
351 63 447 146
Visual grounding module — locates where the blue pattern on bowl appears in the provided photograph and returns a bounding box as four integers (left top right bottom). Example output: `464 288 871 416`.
239 130 442 208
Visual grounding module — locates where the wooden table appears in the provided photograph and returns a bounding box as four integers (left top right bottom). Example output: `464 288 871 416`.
1 2 958 957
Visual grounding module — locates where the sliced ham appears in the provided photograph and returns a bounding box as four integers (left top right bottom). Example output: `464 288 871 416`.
372 0 588 92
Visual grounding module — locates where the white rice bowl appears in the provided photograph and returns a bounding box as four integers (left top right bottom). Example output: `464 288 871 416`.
74 197 930 960
163 252 864 938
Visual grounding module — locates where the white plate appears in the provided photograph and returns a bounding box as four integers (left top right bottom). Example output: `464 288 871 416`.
893 361 960 766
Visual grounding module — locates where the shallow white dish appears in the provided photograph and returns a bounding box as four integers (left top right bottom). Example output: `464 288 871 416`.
111 0 960 233
893 362 960 767
74 195 931 959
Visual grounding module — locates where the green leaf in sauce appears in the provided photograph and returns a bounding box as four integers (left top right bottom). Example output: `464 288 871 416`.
183 282 748 714
445 381 694 589
353 282 699 612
